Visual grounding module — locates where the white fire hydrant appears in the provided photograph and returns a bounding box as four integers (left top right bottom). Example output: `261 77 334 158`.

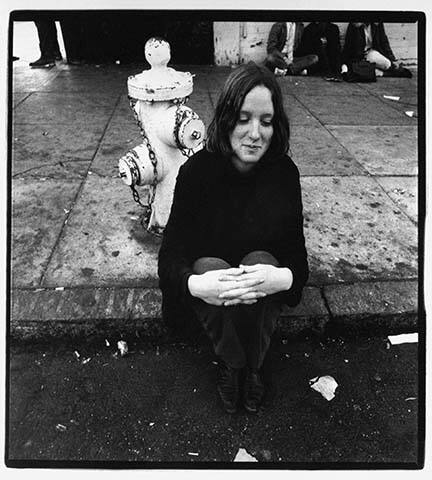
119 38 205 235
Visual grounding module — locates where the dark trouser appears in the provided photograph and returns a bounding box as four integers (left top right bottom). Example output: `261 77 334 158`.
297 23 342 75
264 51 318 75
190 251 283 370
34 20 60 60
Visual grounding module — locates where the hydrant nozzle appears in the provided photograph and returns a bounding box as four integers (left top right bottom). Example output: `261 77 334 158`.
191 130 201 140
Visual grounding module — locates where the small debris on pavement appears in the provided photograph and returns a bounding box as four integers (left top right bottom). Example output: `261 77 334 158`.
105 339 110 347
156 346 160 356
82 358 91 365
63 209 70 214
117 340 128 356
74 351 80 359
374 373 382 382
149 422 155 426
130 216 139 221
344 359 349 363
42 131 49 136
234 448 258 462
281 339 288 345
383 95 400 101
388 333 418 345
405 397 417 401
111 250 120 257
188 452 199 456
55 286 65 291
304 353 310 358
404 111 415 117
56 424 67 432
309 375 338 401
212 361 218 365
261 449 272 461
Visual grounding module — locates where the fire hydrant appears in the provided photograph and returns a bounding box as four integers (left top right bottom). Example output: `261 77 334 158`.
118 38 205 235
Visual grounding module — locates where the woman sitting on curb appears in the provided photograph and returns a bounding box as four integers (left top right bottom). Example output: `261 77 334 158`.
158 62 309 414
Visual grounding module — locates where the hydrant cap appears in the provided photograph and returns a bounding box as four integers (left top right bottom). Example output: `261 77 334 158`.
128 38 194 102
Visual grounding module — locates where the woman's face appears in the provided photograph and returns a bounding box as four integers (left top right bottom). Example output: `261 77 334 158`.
229 85 274 173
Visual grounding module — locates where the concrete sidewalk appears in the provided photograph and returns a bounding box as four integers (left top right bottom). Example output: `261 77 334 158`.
10 61 419 340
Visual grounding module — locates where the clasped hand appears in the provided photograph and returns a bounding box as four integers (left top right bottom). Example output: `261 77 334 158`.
188 264 293 307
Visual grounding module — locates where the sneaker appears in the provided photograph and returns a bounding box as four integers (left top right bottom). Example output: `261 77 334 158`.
217 363 240 414
29 56 55 68
243 368 265 413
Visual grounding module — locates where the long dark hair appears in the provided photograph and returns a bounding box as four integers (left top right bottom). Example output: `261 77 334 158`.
206 62 290 158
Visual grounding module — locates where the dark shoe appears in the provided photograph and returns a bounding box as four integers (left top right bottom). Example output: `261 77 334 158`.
243 368 265 413
29 56 55 68
217 363 240 414
67 58 84 66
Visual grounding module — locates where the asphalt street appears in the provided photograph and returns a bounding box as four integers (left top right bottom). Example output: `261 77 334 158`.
7 330 421 466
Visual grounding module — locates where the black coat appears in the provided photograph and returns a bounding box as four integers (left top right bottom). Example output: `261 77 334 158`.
158 149 309 330
342 22 396 65
266 22 304 56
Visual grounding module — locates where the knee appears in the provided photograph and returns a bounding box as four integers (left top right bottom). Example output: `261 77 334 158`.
240 251 280 267
192 257 231 274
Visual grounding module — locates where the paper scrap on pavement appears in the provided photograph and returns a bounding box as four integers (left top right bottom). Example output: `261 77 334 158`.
234 448 258 462
388 333 418 345
405 111 414 117
117 340 129 356
309 375 338 401
383 95 400 101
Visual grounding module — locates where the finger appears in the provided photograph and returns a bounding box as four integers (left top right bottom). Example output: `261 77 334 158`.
218 268 245 280
233 272 264 283
231 278 265 289
237 291 267 300
223 299 243 306
240 299 258 305
239 264 265 273
219 286 257 299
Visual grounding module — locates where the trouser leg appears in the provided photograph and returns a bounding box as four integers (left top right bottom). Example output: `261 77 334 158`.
238 251 283 369
289 54 319 74
324 24 342 74
34 20 59 59
264 50 289 72
191 257 247 369
365 48 391 71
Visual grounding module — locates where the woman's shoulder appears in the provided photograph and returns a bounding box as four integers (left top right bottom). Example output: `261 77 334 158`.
273 154 300 178
179 148 222 177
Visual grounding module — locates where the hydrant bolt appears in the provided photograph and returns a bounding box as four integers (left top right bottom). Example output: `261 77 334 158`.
191 130 201 140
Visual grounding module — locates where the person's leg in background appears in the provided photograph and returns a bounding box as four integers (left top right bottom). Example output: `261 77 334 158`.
264 50 289 75
238 250 284 413
290 54 319 75
365 48 391 77
30 19 60 67
324 23 342 77
191 257 247 413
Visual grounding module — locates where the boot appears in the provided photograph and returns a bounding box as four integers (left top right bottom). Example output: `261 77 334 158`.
29 56 55 68
217 363 240 414
243 368 265 413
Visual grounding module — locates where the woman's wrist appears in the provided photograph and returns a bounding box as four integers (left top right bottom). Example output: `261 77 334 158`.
187 274 201 297
278 267 293 291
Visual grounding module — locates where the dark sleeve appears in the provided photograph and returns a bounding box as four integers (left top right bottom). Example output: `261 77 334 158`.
275 163 309 307
267 23 282 54
377 23 396 62
157 163 196 304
